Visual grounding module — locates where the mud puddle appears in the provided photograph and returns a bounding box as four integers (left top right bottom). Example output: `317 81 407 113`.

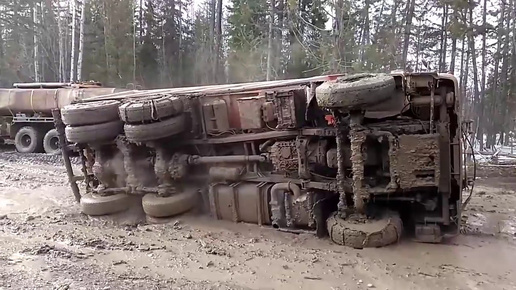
0 152 515 289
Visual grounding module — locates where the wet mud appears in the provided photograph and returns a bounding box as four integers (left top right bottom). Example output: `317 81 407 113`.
0 145 515 289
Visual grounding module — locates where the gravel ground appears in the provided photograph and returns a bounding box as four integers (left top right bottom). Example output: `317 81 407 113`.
0 146 515 290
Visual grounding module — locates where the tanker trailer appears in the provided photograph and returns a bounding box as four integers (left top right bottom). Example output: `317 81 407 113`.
0 82 125 154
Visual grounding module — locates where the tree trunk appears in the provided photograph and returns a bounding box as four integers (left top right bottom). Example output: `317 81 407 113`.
139 0 143 43
77 0 87 82
507 0 516 145
401 0 415 70
414 25 421 71
477 0 488 150
57 1 64 82
486 0 506 148
210 0 216 82
33 3 40 82
449 5 458 74
266 0 275 81
333 0 345 72
215 0 223 83
439 4 448 72
468 3 480 147
359 0 370 65
275 0 284 77
70 0 77 82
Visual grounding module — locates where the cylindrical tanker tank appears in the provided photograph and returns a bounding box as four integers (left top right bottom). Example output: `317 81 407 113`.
0 87 125 117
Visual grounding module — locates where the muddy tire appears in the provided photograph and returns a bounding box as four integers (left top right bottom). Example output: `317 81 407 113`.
62 100 121 126
80 193 130 216
15 126 43 153
327 210 402 249
124 114 186 142
315 73 396 110
142 189 198 218
65 120 123 144
119 97 184 124
43 129 61 155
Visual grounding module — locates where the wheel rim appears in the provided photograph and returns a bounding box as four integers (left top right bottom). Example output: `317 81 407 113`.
21 134 32 148
49 136 60 150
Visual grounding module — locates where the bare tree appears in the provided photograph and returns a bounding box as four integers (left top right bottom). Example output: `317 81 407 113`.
402 0 415 70
33 2 40 82
215 0 223 83
77 0 87 81
70 0 77 82
477 0 488 150
266 0 275 81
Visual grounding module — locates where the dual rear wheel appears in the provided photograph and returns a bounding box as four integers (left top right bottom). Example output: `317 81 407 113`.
80 189 199 219
14 126 60 154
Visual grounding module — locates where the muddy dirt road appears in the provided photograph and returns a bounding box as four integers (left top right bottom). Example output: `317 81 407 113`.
0 146 515 290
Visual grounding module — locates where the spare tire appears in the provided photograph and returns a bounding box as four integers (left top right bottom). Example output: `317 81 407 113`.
81 193 130 216
62 100 121 126
327 210 402 249
124 114 186 142
65 120 123 144
316 73 396 110
142 188 199 218
119 97 184 124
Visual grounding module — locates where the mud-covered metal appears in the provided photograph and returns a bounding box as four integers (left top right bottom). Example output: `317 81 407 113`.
60 72 464 246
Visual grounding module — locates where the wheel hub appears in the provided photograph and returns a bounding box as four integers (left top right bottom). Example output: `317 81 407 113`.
50 136 60 150
21 135 32 147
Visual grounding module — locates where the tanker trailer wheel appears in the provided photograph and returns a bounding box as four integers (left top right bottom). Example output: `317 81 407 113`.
62 100 121 126
43 129 61 155
119 96 184 124
142 188 199 218
124 114 186 143
15 126 43 153
65 120 123 144
315 73 396 110
80 193 130 216
326 209 403 249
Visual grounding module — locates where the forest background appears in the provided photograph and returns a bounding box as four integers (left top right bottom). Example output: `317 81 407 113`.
0 0 514 149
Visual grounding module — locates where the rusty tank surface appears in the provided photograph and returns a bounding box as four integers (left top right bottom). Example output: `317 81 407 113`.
56 72 466 248
0 82 126 154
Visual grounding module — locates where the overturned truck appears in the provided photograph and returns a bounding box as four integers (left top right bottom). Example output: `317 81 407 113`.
56 72 465 248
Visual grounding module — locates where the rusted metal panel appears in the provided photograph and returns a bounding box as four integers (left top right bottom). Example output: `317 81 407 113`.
392 134 441 189
237 96 265 129
201 98 230 133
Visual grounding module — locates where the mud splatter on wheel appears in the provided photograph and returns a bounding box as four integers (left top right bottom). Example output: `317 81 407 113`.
119 96 184 124
80 193 130 216
65 120 123 144
315 73 396 110
142 188 199 218
326 210 403 249
124 114 186 143
62 100 121 126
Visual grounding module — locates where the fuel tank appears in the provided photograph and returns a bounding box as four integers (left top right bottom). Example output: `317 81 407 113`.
0 87 124 117
208 182 273 225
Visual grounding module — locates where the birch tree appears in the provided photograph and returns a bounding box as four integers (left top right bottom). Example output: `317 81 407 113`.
70 0 77 82
77 0 87 82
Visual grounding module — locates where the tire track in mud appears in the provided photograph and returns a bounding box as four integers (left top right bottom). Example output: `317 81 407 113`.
0 146 515 289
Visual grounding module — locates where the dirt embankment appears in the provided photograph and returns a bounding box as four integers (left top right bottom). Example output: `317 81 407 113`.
0 146 515 290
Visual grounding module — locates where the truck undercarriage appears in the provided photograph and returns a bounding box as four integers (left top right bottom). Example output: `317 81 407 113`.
55 72 464 248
